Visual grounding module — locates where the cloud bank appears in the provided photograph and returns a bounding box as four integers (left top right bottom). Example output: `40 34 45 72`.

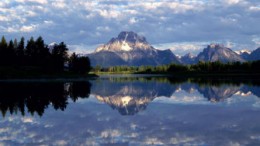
0 0 259 54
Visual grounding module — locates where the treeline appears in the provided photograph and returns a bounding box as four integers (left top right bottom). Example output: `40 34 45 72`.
92 60 260 74
0 36 91 76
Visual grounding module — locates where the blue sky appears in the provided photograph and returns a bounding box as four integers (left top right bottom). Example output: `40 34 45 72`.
0 0 259 55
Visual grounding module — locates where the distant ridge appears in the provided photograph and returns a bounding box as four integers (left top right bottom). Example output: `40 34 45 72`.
247 47 260 61
195 44 245 63
86 31 259 67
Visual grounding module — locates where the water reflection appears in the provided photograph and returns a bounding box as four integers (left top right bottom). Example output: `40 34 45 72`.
0 77 259 117
1 77 260 145
0 81 91 117
91 76 260 115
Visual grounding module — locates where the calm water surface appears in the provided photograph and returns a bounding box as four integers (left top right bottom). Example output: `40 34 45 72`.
0 75 260 145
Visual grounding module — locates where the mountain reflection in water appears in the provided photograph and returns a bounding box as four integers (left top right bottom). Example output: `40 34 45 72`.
1 76 260 145
0 77 259 117
91 76 260 115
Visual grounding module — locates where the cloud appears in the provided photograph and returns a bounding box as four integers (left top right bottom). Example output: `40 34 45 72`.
249 6 260 11
154 42 209 55
96 26 111 32
0 0 259 53
225 0 242 5
20 24 37 32
51 0 66 9
16 0 48 5
0 15 9 21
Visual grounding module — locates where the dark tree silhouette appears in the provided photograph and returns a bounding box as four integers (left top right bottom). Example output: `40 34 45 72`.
51 42 69 72
0 36 8 66
0 35 93 78
69 53 91 74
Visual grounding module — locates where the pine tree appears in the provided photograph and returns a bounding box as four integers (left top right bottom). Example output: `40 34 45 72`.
17 37 25 57
51 42 68 72
0 36 7 49
7 40 15 65
25 37 35 57
13 38 18 49
0 36 10 66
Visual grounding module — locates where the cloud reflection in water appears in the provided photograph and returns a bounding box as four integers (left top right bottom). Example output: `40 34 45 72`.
0 77 259 145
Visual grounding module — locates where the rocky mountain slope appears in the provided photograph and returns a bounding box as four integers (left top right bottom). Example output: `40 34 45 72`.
247 47 260 61
196 44 245 63
87 31 180 67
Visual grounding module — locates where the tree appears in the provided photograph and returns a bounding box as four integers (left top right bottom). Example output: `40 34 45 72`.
13 38 18 49
69 53 91 74
0 37 15 66
25 37 35 57
0 36 7 49
17 37 25 56
15 37 25 66
51 42 69 72
35 36 49 57
7 40 15 65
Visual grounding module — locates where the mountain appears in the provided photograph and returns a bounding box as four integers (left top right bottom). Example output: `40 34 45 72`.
196 44 245 63
90 78 176 115
87 31 180 67
180 53 196 64
240 52 251 60
235 50 251 60
247 47 260 61
197 85 241 102
235 49 251 55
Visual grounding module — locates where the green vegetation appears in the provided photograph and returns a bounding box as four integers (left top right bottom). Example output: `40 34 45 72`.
92 60 260 76
0 36 93 79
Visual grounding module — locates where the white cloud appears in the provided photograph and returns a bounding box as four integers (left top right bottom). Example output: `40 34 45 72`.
138 2 163 10
16 0 48 5
51 1 66 9
249 6 260 11
54 140 67 146
96 26 111 32
26 10 37 17
100 129 121 138
0 0 259 54
97 9 121 19
225 0 242 5
154 42 209 55
22 117 34 123
68 44 99 54
20 24 37 32
129 17 137 24
6 26 18 33
166 2 198 13
44 20 54 25
252 37 260 45
0 15 9 21
170 135 196 145
144 138 164 145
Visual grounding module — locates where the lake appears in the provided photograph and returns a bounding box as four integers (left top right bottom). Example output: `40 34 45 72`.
0 75 260 145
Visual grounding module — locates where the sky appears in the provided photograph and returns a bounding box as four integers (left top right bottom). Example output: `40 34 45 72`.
0 0 259 55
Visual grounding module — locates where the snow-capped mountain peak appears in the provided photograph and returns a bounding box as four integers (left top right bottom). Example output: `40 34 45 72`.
235 49 251 55
95 31 152 53
88 31 181 67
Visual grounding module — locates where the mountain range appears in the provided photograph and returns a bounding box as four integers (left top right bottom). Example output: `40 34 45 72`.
86 31 260 66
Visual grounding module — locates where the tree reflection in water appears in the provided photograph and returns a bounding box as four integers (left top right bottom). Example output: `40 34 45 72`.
0 81 91 117
0 77 259 117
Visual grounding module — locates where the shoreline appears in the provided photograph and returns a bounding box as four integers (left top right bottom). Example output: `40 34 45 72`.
0 73 98 81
